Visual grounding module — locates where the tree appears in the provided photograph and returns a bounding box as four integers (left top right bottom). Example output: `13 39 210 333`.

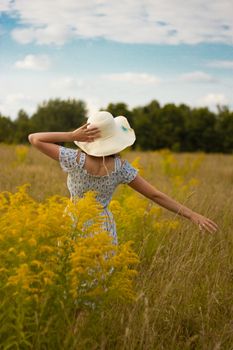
215 106 233 153
132 100 161 150
0 114 15 143
30 98 87 133
14 109 31 143
184 107 218 152
0 98 232 153
155 103 186 151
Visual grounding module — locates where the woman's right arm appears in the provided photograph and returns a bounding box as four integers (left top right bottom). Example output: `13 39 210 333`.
28 123 100 160
128 174 218 233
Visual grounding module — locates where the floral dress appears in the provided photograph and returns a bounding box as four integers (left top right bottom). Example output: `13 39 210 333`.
59 146 138 245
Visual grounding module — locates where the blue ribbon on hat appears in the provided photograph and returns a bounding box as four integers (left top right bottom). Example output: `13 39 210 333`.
121 125 128 132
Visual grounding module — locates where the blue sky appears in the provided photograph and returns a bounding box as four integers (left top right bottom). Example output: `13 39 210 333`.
0 0 232 119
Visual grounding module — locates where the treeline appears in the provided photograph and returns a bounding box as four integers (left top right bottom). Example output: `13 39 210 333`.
0 98 232 153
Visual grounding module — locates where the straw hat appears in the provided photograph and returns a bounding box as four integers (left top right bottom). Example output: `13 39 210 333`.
74 111 136 156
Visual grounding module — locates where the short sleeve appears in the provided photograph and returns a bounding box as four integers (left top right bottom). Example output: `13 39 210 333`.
119 160 138 184
59 146 79 172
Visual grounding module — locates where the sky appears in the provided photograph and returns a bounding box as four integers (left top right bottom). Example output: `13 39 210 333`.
0 0 233 119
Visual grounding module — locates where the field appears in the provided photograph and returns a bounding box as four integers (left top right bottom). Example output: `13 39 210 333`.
0 144 233 350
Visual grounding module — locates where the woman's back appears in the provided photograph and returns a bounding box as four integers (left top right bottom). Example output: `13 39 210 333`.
59 146 138 208
82 152 116 177
59 146 138 245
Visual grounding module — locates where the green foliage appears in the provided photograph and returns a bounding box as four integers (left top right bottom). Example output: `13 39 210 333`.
1 98 87 144
183 107 218 152
30 98 87 132
105 100 233 153
215 105 233 153
0 114 15 143
14 110 31 144
0 98 233 153
0 186 140 349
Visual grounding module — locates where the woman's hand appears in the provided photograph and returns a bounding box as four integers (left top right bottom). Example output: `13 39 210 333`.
189 212 218 233
71 123 101 142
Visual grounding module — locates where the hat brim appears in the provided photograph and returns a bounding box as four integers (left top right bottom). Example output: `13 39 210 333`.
74 116 136 156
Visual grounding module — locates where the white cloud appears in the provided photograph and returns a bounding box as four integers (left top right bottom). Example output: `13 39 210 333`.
14 54 51 70
198 93 228 107
0 0 11 12
5 93 30 105
11 27 35 44
1 0 232 45
0 93 36 118
12 25 73 45
103 72 161 85
179 71 217 83
50 77 84 89
206 60 233 69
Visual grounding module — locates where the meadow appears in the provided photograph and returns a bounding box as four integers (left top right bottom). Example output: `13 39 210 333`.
0 144 232 350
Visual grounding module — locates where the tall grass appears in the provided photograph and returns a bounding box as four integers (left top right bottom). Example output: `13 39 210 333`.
0 144 232 349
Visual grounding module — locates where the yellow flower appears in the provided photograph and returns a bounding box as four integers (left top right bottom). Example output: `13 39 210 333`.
28 238 37 246
30 260 43 268
15 145 29 163
18 251 26 258
1 185 140 307
8 247 16 253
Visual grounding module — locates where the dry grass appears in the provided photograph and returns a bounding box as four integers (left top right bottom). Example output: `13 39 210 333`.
0 144 232 350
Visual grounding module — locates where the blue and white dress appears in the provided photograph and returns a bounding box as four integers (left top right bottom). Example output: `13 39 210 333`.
59 146 138 245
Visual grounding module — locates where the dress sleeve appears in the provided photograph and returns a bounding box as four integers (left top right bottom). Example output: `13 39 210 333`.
59 146 79 172
119 160 138 184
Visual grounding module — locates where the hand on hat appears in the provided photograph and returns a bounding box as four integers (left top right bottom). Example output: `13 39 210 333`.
71 122 101 142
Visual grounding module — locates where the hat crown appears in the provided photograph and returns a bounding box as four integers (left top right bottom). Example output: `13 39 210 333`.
74 111 136 156
88 111 116 138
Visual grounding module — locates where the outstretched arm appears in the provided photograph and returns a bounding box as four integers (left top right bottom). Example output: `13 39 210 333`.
128 174 218 234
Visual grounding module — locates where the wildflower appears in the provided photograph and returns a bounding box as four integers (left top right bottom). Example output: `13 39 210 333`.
1 185 140 311
28 238 37 246
15 145 29 163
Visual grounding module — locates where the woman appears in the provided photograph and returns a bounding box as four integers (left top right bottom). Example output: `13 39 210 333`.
28 111 218 244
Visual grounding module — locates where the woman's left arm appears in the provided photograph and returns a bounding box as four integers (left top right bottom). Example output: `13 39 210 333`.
28 123 100 160
128 174 219 233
